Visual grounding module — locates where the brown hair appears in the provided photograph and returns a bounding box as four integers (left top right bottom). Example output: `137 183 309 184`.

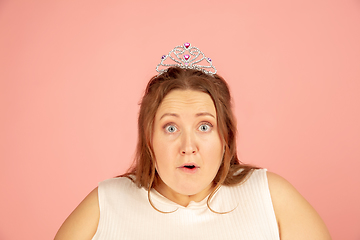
122 67 258 211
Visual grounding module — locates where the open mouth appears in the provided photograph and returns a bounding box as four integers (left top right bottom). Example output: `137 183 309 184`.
179 164 198 173
183 165 196 169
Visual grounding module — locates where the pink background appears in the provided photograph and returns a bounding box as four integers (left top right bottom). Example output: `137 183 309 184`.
1 1 359 239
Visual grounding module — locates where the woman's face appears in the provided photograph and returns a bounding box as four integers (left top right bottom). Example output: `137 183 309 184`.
152 89 223 204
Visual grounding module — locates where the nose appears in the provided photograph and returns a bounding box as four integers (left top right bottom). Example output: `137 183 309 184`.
180 130 197 155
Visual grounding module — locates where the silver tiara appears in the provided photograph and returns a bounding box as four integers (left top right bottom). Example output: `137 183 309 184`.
156 42 217 75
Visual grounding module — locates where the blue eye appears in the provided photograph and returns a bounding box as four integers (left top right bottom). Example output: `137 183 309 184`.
199 123 211 132
165 125 177 133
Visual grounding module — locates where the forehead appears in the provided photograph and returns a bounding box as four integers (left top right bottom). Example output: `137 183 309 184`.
156 90 216 116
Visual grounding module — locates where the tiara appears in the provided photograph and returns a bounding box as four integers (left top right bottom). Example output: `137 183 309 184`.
156 42 217 75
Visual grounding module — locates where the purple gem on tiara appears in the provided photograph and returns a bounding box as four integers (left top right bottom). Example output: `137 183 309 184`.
184 42 190 48
208 58 212 61
161 55 166 59
184 55 190 61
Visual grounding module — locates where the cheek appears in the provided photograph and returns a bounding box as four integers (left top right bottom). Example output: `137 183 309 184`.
204 139 224 168
152 135 175 169
205 135 223 154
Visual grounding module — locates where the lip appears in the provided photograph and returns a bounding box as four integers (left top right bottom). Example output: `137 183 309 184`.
178 163 199 174
179 162 199 168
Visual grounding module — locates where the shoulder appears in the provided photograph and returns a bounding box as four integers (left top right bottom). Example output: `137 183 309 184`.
266 171 331 240
54 177 137 240
97 176 137 200
54 187 100 240
99 176 135 189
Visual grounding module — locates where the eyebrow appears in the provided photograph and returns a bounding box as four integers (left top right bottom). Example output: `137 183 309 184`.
159 112 215 120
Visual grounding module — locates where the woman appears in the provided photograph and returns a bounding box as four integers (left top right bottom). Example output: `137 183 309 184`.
54 43 331 239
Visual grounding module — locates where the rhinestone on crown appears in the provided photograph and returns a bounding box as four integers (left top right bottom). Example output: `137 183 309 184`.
156 42 217 75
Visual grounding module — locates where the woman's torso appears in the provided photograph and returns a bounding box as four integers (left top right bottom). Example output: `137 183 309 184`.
92 169 279 240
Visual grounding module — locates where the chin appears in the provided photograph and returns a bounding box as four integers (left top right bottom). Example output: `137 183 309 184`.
176 185 208 196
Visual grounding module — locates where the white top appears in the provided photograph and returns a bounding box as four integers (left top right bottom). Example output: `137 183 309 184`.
91 169 280 240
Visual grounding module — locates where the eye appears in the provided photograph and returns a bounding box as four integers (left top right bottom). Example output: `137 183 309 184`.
165 124 178 133
198 123 212 132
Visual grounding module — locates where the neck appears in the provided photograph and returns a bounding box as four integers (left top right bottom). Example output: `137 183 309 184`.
154 179 215 207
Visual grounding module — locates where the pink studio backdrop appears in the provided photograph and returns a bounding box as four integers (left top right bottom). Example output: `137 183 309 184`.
1 1 359 239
